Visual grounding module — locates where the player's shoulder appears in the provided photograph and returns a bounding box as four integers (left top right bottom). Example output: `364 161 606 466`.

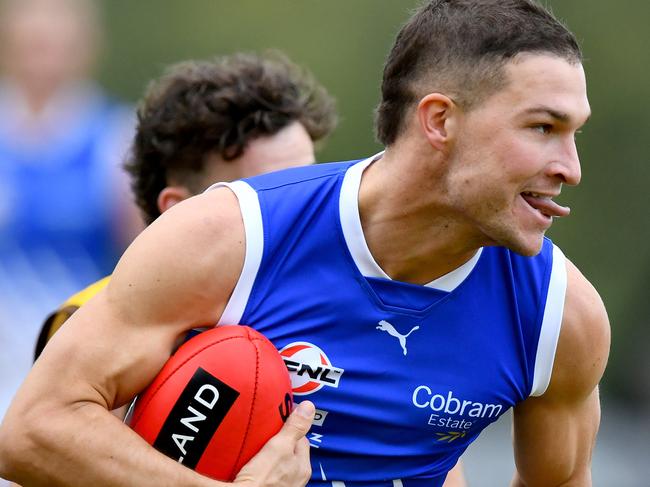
118 187 245 301
547 258 610 401
242 160 362 192
156 184 243 237
562 259 610 367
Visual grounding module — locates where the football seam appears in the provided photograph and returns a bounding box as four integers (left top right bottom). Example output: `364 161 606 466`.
230 336 263 479
130 334 247 427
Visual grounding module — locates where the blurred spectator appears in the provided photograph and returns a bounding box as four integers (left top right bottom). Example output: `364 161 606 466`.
0 0 138 425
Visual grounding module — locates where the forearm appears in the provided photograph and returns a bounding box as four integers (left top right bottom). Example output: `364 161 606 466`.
0 400 225 487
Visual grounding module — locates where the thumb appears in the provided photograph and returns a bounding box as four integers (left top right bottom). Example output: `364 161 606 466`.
280 401 315 441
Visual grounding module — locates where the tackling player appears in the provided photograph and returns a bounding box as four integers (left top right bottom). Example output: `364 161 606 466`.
32 51 337 362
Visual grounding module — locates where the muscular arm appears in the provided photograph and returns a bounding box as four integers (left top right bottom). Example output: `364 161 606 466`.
511 259 610 487
0 188 312 487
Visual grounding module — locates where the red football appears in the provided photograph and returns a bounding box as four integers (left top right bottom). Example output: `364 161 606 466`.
129 325 293 481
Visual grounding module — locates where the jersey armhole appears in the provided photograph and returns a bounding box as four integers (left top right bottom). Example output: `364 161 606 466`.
206 181 264 325
529 244 567 397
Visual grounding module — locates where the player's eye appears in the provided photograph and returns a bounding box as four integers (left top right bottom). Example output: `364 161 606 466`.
532 124 553 134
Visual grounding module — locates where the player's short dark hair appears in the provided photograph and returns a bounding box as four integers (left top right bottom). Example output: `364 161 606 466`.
125 52 337 224
375 0 582 146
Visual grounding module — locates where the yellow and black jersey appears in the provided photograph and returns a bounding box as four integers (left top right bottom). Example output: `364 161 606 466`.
34 276 111 360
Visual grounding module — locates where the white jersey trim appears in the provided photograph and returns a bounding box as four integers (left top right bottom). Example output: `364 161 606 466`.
530 244 567 397
339 153 482 291
339 154 381 277
206 181 263 325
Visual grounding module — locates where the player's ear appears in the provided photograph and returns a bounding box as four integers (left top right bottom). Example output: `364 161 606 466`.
416 93 458 153
157 186 193 214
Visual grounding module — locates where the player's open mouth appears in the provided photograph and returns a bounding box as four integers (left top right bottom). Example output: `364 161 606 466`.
520 192 570 219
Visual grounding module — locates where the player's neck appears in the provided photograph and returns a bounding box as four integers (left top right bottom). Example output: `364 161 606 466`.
358 147 483 285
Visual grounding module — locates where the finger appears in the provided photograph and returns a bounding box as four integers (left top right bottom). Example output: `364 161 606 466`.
294 435 311 456
280 401 315 442
294 437 312 482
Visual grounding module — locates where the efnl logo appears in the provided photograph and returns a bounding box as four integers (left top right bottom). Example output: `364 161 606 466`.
279 342 344 396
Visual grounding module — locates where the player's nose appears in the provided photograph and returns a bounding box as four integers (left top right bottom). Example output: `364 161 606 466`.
550 138 581 186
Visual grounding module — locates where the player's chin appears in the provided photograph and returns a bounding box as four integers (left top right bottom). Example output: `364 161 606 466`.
484 221 545 257
499 214 549 256
508 231 546 257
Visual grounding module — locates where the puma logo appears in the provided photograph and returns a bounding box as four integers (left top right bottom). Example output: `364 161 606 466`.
376 320 419 356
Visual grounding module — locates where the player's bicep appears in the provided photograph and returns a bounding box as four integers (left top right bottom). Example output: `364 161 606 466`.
110 187 244 330
37 291 174 410
512 388 600 486
39 188 245 409
512 260 609 486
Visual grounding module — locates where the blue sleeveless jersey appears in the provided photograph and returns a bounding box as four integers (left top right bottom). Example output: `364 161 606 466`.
214 156 567 487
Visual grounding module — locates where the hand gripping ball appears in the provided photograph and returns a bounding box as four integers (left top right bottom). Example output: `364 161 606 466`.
129 325 293 481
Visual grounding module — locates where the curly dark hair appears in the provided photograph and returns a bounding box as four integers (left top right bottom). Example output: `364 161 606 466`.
375 0 582 146
124 52 337 224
